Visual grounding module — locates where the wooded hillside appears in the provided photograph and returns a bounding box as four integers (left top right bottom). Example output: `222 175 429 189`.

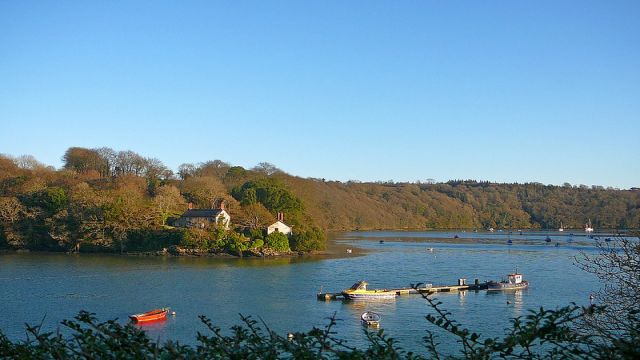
284 178 639 230
1 148 638 252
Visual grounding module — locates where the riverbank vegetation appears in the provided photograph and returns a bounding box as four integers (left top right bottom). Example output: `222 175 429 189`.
1 148 638 253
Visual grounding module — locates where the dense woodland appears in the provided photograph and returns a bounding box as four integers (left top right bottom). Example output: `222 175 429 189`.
0 147 638 253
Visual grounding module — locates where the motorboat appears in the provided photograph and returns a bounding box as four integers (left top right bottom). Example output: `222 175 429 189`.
129 308 169 323
341 281 397 300
487 273 528 291
361 311 381 327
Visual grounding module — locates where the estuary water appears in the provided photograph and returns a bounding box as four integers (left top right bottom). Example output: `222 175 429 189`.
0 231 616 353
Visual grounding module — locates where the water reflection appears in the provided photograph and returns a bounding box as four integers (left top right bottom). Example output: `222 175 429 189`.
458 290 468 307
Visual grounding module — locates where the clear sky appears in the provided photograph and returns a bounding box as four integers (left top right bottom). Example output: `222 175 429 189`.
1 1 638 188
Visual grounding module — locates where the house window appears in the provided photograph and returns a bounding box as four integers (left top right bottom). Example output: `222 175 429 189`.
274 228 279 233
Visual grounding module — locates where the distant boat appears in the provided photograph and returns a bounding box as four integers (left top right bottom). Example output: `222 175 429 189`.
346 248 352 254
487 273 528 291
559 222 564 232
341 281 397 300
545 236 552 243
453 234 459 239
361 311 381 327
379 240 385 244
507 239 513 245
585 219 594 233
129 308 169 323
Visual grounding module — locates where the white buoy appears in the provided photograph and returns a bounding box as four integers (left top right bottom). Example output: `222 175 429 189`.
171 311 176 316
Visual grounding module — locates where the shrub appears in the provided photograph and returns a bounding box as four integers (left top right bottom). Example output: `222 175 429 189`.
252 239 264 249
265 231 290 252
290 226 326 251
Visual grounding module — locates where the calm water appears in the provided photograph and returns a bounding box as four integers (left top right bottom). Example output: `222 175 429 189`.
0 231 616 353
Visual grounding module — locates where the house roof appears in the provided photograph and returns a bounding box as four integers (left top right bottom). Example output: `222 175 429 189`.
181 209 225 218
268 220 290 228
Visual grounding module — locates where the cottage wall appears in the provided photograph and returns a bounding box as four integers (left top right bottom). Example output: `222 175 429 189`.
267 220 292 235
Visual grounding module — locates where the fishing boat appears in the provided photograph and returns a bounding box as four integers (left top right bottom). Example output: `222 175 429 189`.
487 273 528 291
129 308 169 323
361 311 381 327
341 281 397 300
559 222 564 232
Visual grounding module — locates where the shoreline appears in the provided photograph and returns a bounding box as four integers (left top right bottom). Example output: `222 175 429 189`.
0 247 329 259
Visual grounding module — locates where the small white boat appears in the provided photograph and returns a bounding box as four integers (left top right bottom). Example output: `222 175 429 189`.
361 311 381 327
585 219 594 233
559 221 564 232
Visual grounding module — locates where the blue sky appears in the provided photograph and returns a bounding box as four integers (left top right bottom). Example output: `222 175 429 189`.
1 1 638 188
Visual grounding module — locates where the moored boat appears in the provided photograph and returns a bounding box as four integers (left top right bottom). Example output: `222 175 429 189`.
585 219 594 233
361 311 381 327
129 308 169 323
487 273 528 291
341 281 397 300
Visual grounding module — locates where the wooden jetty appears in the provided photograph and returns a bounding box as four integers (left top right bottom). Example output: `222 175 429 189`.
317 279 488 301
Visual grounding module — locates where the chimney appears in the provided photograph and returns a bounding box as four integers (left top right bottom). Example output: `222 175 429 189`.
188 202 193 210
278 212 284 222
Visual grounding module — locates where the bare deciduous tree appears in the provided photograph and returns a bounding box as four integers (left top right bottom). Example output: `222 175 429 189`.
178 163 196 180
153 185 186 225
252 162 283 176
575 234 640 337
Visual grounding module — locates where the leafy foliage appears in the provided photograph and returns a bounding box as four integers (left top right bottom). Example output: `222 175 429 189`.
290 226 326 251
265 231 290 252
232 178 305 226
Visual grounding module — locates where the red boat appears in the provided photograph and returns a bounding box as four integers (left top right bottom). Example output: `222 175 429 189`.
129 308 169 323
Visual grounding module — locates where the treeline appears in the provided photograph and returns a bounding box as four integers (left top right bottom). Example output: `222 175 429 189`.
1 148 639 253
292 179 640 230
0 148 325 253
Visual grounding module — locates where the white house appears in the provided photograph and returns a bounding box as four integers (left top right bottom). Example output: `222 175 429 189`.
174 202 231 230
267 212 292 236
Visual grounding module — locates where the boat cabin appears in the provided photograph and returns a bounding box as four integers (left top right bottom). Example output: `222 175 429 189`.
349 281 368 291
507 273 523 284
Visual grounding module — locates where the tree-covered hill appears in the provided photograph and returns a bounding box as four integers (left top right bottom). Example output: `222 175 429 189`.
287 179 639 231
1 148 638 252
